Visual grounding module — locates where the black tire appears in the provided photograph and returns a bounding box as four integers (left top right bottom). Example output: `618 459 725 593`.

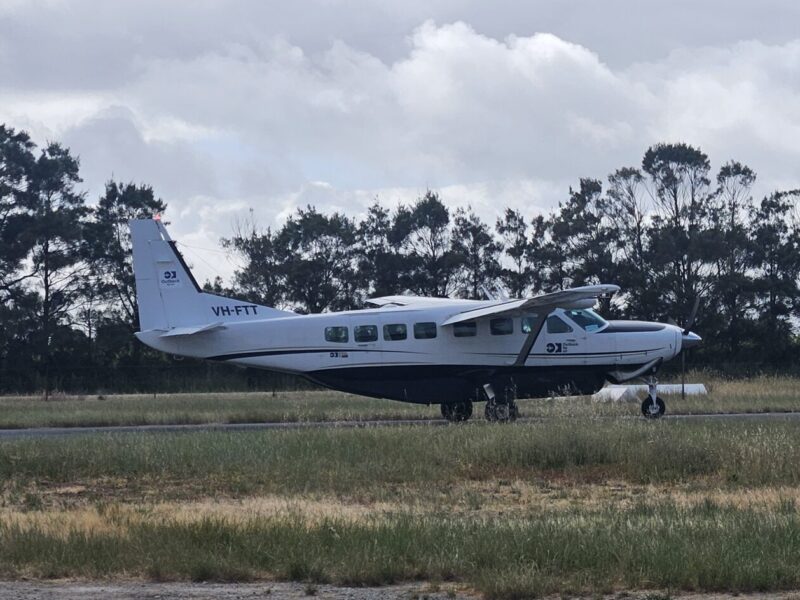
441 402 454 420
485 401 517 423
641 396 666 419
442 401 472 422
494 403 510 422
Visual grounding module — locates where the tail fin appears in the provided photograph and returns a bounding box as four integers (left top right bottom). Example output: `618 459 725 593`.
129 218 290 333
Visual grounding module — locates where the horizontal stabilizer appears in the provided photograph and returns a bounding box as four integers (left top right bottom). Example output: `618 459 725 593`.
159 322 226 337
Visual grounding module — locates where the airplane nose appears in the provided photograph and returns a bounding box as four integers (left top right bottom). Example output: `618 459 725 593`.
682 331 702 349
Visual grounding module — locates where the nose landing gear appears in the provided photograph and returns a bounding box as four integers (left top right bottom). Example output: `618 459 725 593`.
641 376 666 419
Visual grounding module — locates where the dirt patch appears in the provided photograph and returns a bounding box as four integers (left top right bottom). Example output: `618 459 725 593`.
0 581 472 599
1 582 800 600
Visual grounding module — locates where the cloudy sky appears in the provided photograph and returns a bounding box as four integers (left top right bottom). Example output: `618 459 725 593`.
2 0 799 283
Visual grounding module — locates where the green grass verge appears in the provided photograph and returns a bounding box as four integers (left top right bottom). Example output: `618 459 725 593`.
2 419 800 496
3 375 800 429
0 390 439 429
3 502 800 597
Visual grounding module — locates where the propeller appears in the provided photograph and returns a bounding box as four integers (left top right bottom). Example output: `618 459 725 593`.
683 296 700 335
669 297 702 399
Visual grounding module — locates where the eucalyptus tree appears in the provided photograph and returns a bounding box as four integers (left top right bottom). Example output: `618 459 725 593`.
451 207 501 299
542 178 614 293
355 202 405 298
24 141 88 394
0 125 36 299
599 166 655 319
705 161 757 358
392 191 460 297
495 208 532 298
748 190 800 364
274 206 358 313
642 142 715 321
223 214 285 309
83 181 166 331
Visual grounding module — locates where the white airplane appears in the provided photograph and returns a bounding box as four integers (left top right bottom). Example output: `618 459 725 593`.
130 218 701 422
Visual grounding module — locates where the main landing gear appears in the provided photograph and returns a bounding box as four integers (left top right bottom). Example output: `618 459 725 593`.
641 375 666 419
441 400 473 422
483 383 519 423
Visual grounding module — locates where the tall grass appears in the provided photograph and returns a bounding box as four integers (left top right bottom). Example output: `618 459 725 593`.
3 417 800 595
2 419 800 495
2 502 800 597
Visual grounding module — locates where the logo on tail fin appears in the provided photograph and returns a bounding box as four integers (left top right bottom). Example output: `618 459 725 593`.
159 264 182 288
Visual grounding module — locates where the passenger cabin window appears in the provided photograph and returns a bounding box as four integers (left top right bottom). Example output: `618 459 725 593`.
453 321 477 337
383 323 407 341
521 315 539 334
414 322 437 339
563 309 607 332
354 325 378 342
324 326 349 343
546 316 572 334
490 317 513 335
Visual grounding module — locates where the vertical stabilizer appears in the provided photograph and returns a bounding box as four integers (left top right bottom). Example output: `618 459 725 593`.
129 218 290 333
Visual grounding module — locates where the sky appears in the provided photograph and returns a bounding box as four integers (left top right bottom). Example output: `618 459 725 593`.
2 0 800 283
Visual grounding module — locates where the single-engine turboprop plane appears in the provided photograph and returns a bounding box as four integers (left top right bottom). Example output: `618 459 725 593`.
130 218 701 422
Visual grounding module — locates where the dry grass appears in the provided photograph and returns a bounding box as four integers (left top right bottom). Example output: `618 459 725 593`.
5 482 800 534
4 485 800 596
3 384 800 596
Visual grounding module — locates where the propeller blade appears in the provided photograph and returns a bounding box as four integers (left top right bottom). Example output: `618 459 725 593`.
683 296 700 335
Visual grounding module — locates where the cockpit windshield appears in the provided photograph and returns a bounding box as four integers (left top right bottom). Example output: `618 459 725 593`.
563 308 608 332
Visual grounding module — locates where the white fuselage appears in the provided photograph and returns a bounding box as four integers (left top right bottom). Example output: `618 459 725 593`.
138 300 681 379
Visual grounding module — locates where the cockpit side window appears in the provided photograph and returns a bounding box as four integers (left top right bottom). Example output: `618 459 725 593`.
546 316 572 334
563 309 608 332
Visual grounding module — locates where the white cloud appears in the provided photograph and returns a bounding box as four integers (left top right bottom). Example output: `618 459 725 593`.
2 5 800 285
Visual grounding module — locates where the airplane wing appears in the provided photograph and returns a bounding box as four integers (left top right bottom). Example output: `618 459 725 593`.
440 284 620 326
366 295 477 308
440 284 620 367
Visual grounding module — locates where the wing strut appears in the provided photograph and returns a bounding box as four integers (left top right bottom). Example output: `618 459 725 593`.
513 313 548 366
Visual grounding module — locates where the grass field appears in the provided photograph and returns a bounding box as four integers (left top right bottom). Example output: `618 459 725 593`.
2 374 800 429
3 415 800 597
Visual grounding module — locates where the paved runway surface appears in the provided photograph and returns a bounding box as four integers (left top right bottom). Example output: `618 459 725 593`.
1 411 800 438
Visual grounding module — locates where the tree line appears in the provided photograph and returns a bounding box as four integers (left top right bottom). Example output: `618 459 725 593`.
1 122 799 393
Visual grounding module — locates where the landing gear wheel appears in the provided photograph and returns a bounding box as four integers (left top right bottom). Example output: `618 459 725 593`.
641 396 666 419
485 401 516 423
483 382 519 423
441 400 473 423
